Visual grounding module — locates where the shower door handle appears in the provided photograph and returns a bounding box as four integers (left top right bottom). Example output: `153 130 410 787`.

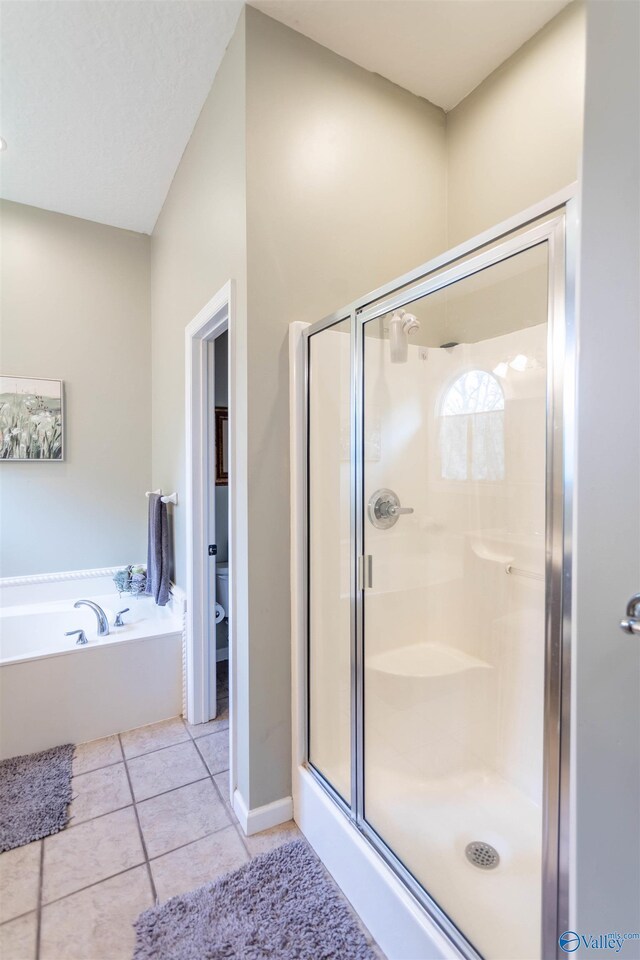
358 555 373 590
620 593 640 635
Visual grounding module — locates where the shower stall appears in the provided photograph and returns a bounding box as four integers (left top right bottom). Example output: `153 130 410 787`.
291 192 575 960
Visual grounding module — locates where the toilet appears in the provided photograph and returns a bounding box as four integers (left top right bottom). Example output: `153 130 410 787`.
215 563 229 654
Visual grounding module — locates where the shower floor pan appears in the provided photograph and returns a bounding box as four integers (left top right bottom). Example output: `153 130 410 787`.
365 767 541 960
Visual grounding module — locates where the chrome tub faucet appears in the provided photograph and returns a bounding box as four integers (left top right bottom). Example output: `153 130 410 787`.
74 599 109 636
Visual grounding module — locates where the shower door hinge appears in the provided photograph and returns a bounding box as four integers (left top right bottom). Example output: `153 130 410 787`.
358 555 373 590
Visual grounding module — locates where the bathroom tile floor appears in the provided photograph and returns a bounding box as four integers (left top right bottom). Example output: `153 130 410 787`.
0 689 384 959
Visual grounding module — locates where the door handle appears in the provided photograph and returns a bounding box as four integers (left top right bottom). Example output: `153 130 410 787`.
358 555 373 590
619 593 640 635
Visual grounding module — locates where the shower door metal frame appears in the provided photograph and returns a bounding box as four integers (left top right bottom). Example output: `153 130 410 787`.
302 186 576 960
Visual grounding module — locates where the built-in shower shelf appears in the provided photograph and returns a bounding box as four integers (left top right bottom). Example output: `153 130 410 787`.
368 642 492 679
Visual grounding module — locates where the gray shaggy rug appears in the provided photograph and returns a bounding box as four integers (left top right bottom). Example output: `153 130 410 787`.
0 744 74 852
133 839 379 960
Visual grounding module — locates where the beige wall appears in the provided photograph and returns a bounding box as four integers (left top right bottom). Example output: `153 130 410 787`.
150 13 249 795
0 200 150 577
244 6 447 807
149 2 584 812
446 1 585 245
150 16 247 586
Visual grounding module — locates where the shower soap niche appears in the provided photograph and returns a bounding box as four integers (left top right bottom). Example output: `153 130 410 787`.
368 641 492 679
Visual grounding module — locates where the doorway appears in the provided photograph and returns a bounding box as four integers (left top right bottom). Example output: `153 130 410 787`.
185 282 234 766
209 331 229 714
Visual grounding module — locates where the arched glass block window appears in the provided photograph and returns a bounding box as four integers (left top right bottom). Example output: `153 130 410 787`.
439 370 505 481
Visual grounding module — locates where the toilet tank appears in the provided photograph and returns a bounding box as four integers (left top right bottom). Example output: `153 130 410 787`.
216 562 229 616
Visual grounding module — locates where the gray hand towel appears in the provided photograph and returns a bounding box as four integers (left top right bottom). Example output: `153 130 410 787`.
145 493 170 606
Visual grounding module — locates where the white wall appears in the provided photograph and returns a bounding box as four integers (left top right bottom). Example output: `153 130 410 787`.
573 0 640 943
0 200 150 577
446 1 585 245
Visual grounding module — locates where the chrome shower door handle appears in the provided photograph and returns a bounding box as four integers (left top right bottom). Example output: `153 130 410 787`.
620 593 640 635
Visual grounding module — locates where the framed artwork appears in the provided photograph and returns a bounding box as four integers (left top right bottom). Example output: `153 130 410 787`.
215 406 228 485
0 376 64 461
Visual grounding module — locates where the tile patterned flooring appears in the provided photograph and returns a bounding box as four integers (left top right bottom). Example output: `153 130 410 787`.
0 697 303 960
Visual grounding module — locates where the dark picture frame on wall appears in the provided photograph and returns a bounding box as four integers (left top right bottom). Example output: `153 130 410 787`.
215 406 228 486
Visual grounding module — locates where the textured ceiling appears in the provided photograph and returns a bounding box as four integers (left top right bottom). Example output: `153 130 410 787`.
251 0 569 111
0 1 243 233
0 0 569 234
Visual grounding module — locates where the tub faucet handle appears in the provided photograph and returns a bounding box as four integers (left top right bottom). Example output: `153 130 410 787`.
65 629 88 645
114 608 130 627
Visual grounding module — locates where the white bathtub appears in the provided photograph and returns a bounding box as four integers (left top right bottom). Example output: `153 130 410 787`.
0 568 184 760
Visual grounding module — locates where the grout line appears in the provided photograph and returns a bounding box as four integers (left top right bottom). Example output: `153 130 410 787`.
62 776 212 833
39 862 147 911
187 728 253 859
34 839 44 960
122 725 228 762
119 735 158 905
38 770 236 910
73 709 229 777
35 804 236 915
0 908 38 928
122 735 193 763
185 684 247 855
73 758 123 777
146 812 235 864
230 814 253 859
188 733 231 790
67 800 133 829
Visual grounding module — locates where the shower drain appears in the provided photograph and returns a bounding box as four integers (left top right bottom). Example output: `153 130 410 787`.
465 841 500 870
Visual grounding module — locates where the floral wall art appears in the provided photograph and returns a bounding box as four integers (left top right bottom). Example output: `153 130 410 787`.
0 376 64 461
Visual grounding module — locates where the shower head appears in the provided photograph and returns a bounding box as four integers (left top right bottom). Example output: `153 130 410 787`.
402 312 420 334
389 310 421 363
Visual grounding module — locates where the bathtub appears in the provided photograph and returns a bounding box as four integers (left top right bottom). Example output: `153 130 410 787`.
0 568 184 760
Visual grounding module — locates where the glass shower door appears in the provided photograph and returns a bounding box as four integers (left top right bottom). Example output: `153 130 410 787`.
361 242 551 960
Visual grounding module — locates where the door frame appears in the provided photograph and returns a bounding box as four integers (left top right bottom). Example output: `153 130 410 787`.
292 184 577 960
185 281 234 741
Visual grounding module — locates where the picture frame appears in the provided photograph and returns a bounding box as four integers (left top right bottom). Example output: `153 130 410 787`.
215 406 228 485
0 376 65 461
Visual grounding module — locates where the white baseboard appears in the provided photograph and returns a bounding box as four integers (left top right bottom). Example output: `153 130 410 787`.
233 790 293 837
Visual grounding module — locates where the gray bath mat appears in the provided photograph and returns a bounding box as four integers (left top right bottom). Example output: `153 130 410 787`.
0 743 74 852
133 838 379 960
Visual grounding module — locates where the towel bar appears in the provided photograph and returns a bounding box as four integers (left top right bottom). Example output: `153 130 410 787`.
145 489 178 505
